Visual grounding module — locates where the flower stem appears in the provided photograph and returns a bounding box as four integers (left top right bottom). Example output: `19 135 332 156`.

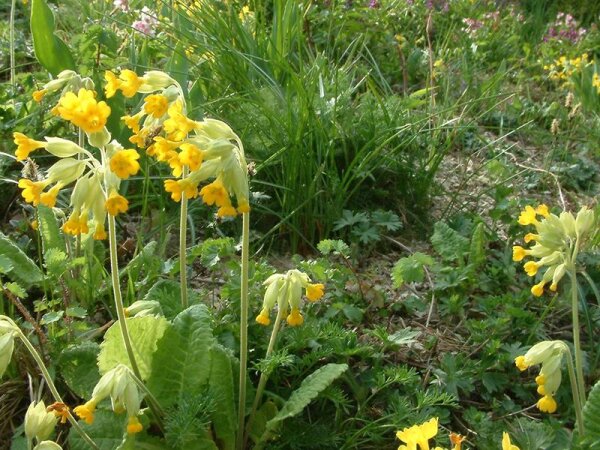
564 345 585 436
128 368 165 433
244 307 284 447
15 328 99 450
569 269 587 407
179 166 189 309
236 211 250 450
9 0 16 108
107 214 141 379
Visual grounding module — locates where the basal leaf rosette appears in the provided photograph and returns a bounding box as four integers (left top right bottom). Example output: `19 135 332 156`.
512 204 595 296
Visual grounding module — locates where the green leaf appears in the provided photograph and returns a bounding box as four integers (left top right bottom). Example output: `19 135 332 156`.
37 205 64 254
583 379 600 447
468 222 486 269
207 345 236 450
98 316 169 380
40 310 64 325
317 239 350 258
0 255 14 274
0 233 44 287
121 241 161 282
66 306 88 318
143 279 184 320
30 0 76 76
5 282 27 298
168 42 189 97
391 252 434 288
262 363 348 439
333 210 369 231
68 409 126 450
58 342 101 399
189 238 235 269
147 305 214 408
44 248 68 276
387 328 421 346
371 210 402 232
430 221 469 262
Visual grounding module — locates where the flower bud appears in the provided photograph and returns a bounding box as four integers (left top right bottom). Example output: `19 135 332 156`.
138 71 177 92
87 128 112 148
559 211 576 238
575 206 594 236
0 332 15 378
44 137 84 158
25 401 58 443
47 159 87 186
34 441 63 450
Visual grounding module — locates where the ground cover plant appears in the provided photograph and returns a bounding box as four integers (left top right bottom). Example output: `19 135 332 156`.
0 0 599 449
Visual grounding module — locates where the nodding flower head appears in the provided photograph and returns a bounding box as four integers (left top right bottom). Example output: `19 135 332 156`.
514 204 596 296
256 270 325 327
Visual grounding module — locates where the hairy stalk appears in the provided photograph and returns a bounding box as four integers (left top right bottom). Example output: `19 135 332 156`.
236 211 250 450
128 368 165 433
564 346 584 436
569 269 586 407
107 214 141 379
9 0 16 108
179 166 189 309
244 306 284 447
14 328 99 449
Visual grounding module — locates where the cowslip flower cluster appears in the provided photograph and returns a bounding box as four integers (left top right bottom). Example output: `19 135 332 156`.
512 204 595 296
74 364 143 434
25 400 58 447
110 68 251 217
544 54 590 85
31 70 93 105
256 270 325 327
395 417 520 450
515 340 567 414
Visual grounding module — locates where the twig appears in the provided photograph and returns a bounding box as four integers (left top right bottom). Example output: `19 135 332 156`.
2 286 47 358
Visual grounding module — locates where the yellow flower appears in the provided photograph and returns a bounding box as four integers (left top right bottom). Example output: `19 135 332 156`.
535 204 549 217
31 220 38 230
523 261 538 276
237 201 251 214
105 192 129 216
129 131 148 149
167 152 184 177
502 432 519 450
200 179 230 207
56 88 111 133
73 400 96 425
255 309 270 326
164 179 197 202
123 112 144 134
144 94 169 118
531 281 545 297
18 179 48 206
119 70 143 97
217 205 238 218
14 132 47 161
306 283 325 301
518 206 538 226
152 137 181 161
127 416 143 434
39 184 61 208
163 101 198 141
450 433 465 450
104 71 121 98
62 212 89 236
93 222 107 240
515 355 528 371
32 89 47 102
523 233 538 243
536 395 557 413
110 149 141 179
179 143 203 171
512 246 527 262
396 417 439 450
286 308 304 327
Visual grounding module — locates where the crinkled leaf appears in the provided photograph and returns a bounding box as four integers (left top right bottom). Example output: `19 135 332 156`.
98 316 169 380
44 248 68 276
58 342 101 399
207 345 236 450
0 233 44 287
583 379 600 447
0 255 14 274
430 221 470 262
143 279 184 320
468 222 486 269
317 239 350 258
37 205 64 254
68 409 126 450
263 363 348 438
5 282 27 299
147 305 214 408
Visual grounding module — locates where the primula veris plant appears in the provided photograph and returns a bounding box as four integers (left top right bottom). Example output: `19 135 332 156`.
24 400 58 446
513 204 595 297
514 340 568 413
256 269 325 327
